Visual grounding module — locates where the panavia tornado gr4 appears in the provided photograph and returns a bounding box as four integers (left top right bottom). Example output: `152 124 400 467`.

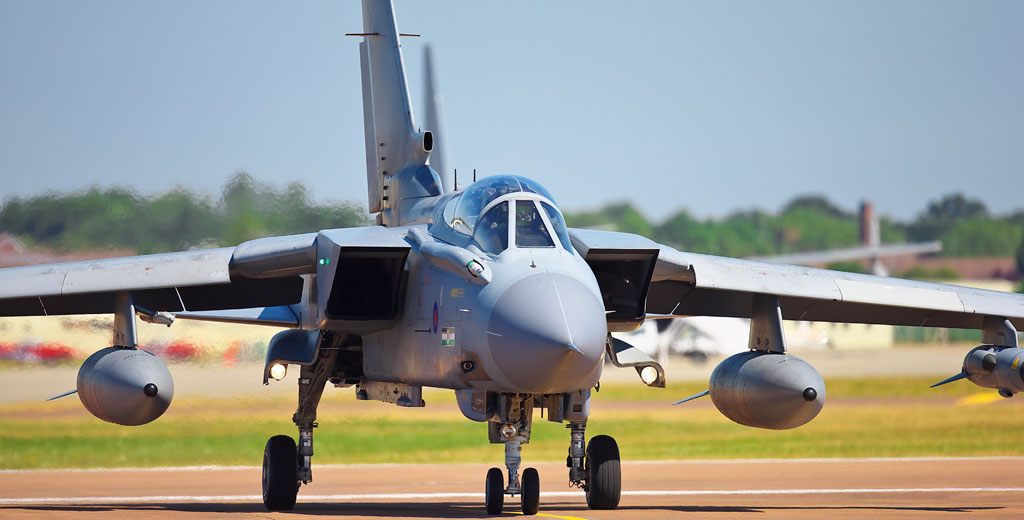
3 0 1024 515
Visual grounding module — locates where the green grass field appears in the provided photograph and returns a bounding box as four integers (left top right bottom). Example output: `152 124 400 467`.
2 376 1022 469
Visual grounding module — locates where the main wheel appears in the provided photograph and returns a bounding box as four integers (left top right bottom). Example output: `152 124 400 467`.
262 435 298 511
521 467 540 515
585 435 621 510
485 467 504 515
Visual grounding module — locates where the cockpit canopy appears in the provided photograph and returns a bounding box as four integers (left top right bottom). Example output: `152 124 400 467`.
431 175 573 256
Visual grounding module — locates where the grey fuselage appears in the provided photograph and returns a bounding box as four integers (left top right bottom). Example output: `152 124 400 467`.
314 174 608 396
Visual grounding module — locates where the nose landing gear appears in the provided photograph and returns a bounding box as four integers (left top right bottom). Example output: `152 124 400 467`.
483 390 620 516
484 396 541 515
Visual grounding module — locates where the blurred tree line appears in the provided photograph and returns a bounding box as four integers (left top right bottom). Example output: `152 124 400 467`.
0 172 369 254
1 179 1023 268
565 193 1024 263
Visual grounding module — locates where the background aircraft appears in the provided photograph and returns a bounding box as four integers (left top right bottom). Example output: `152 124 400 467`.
622 200 943 362
1 0 1023 517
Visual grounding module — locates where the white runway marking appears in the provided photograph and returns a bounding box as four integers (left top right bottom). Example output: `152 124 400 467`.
2 456 1022 474
3 487 1024 505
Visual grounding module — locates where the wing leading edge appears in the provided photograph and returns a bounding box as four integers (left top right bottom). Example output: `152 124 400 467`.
748 241 943 267
0 233 320 318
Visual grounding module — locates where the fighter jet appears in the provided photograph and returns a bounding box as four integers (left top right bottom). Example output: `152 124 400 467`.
750 200 943 277
2 0 1023 516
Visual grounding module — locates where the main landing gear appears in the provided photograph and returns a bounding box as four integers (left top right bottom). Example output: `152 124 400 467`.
261 347 338 511
483 390 620 515
567 421 621 510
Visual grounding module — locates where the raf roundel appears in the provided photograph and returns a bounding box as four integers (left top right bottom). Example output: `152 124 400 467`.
432 302 439 334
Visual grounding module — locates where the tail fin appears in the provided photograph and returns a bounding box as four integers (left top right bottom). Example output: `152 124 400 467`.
860 200 888 276
859 201 880 248
357 0 432 214
423 45 451 193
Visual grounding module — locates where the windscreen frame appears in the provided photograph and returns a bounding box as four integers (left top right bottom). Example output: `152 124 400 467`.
473 192 572 256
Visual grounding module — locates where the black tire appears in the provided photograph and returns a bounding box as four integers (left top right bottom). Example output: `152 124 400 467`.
585 435 621 510
262 435 298 511
521 467 540 515
485 467 504 515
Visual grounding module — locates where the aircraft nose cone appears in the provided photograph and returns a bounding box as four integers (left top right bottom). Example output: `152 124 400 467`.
486 273 606 393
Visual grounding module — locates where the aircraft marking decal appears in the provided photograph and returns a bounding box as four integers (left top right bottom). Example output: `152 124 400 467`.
432 302 439 334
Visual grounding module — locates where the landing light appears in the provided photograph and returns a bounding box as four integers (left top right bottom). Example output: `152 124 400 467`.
500 423 518 439
269 363 288 381
639 366 659 386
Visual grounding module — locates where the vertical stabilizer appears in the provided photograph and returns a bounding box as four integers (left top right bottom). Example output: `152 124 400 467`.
859 201 888 276
423 45 451 192
358 0 431 215
360 41 381 212
859 201 880 248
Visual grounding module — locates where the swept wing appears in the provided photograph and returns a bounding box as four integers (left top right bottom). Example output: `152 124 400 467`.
570 228 1024 330
0 232 321 318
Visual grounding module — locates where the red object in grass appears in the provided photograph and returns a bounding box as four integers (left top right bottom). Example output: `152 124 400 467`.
0 342 17 360
27 342 76 363
161 340 202 361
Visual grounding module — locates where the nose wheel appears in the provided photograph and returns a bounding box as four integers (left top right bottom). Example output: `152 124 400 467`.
484 395 541 515
484 432 541 516
484 464 539 515
521 467 540 514
484 467 504 514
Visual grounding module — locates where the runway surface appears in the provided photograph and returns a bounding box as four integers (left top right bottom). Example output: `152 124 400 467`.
2 457 1022 519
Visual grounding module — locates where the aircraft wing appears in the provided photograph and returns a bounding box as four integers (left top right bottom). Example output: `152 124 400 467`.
569 228 1024 330
0 232 318 317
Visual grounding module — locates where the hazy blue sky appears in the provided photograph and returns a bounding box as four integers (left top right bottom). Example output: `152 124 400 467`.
1 1 1021 221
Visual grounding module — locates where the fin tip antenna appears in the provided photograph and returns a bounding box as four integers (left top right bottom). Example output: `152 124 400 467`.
672 389 710 405
46 389 78 401
930 371 968 388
